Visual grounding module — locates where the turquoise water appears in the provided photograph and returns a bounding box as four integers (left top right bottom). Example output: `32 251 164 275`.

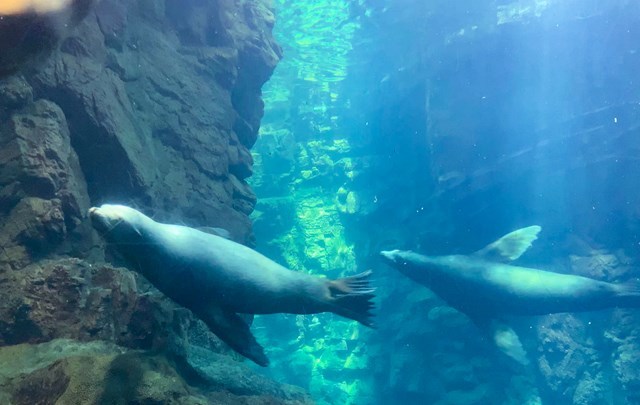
250 1 640 403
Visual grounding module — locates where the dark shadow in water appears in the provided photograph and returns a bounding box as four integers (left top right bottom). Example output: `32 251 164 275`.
96 352 148 404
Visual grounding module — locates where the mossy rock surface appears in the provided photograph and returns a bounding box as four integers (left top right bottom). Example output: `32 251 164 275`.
0 339 313 405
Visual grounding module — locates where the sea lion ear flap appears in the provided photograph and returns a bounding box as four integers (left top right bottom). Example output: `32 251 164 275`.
473 225 541 262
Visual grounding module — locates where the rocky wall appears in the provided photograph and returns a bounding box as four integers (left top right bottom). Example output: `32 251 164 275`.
0 1 309 403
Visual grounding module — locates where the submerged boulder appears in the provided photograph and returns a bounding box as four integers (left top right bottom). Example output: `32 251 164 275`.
0 339 312 404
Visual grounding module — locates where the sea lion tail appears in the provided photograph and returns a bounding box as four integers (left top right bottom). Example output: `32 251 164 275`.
327 270 376 327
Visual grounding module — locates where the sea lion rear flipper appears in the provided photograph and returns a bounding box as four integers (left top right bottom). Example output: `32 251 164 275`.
199 306 269 367
239 313 254 327
473 225 541 262
328 270 376 327
469 315 530 366
490 320 529 366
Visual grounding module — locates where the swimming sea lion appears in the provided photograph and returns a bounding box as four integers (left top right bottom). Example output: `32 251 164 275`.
381 226 640 363
89 204 375 366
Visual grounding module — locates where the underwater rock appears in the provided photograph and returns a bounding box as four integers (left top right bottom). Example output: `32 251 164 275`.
0 198 66 265
0 0 306 402
0 76 33 110
229 173 258 216
0 0 97 79
536 314 601 401
252 197 296 238
606 309 640 403
228 132 255 180
0 99 90 269
0 257 230 365
0 258 146 346
0 259 318 401
0 258 240 357
8 0 282 244
0 339 312 404
2 100 89 211
184 346 311 401
572 371 607 405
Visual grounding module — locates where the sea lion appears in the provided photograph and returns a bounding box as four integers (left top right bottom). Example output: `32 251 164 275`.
89 204 375 366
381 226 640 363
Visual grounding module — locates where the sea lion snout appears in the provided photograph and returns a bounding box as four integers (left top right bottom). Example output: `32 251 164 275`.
89 204 146 239
88 205 126 233
380 250 400 264
89 206 110 234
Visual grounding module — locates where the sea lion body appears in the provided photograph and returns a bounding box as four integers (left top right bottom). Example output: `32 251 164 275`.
90 204 375 366
381 251 636 317
121 217 334 315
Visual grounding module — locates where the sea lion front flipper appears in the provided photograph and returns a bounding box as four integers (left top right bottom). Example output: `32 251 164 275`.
198 306 269 367
473 225 541 262
240 313 254 327
197 227 233 240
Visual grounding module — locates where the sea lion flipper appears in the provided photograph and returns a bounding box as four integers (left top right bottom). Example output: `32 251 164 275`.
239 313 254 326
197 227 233 240
473 225 541 262
328 270 376 327
199 306 269 367
468 315 530 366
490 320 529 365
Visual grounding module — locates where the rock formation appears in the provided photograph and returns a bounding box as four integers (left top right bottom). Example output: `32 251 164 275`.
0 0 311 403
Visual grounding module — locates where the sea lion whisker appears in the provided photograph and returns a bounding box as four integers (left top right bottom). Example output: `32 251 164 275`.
101 217 125 236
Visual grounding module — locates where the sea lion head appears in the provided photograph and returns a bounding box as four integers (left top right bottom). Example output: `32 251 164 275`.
380 249 434 279
380 249 412 267
89 204 148 243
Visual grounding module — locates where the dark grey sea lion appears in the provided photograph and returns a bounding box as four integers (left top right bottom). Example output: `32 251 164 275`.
89 204 375 366
381 226 640 364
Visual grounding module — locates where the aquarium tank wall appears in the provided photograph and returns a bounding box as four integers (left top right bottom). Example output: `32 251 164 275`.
1 0 640 404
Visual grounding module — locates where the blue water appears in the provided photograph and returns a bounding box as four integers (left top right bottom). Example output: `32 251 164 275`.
3 0 639 403
250 0 640 404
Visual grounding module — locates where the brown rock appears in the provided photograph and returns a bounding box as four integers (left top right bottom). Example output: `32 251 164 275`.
0 99 90 268
0 0 97 79
1 339 313 405
11 358 70 405
17 0 281 244
0 0 295 401
0 76 33 110
0 198 66 269
0 258 219 353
